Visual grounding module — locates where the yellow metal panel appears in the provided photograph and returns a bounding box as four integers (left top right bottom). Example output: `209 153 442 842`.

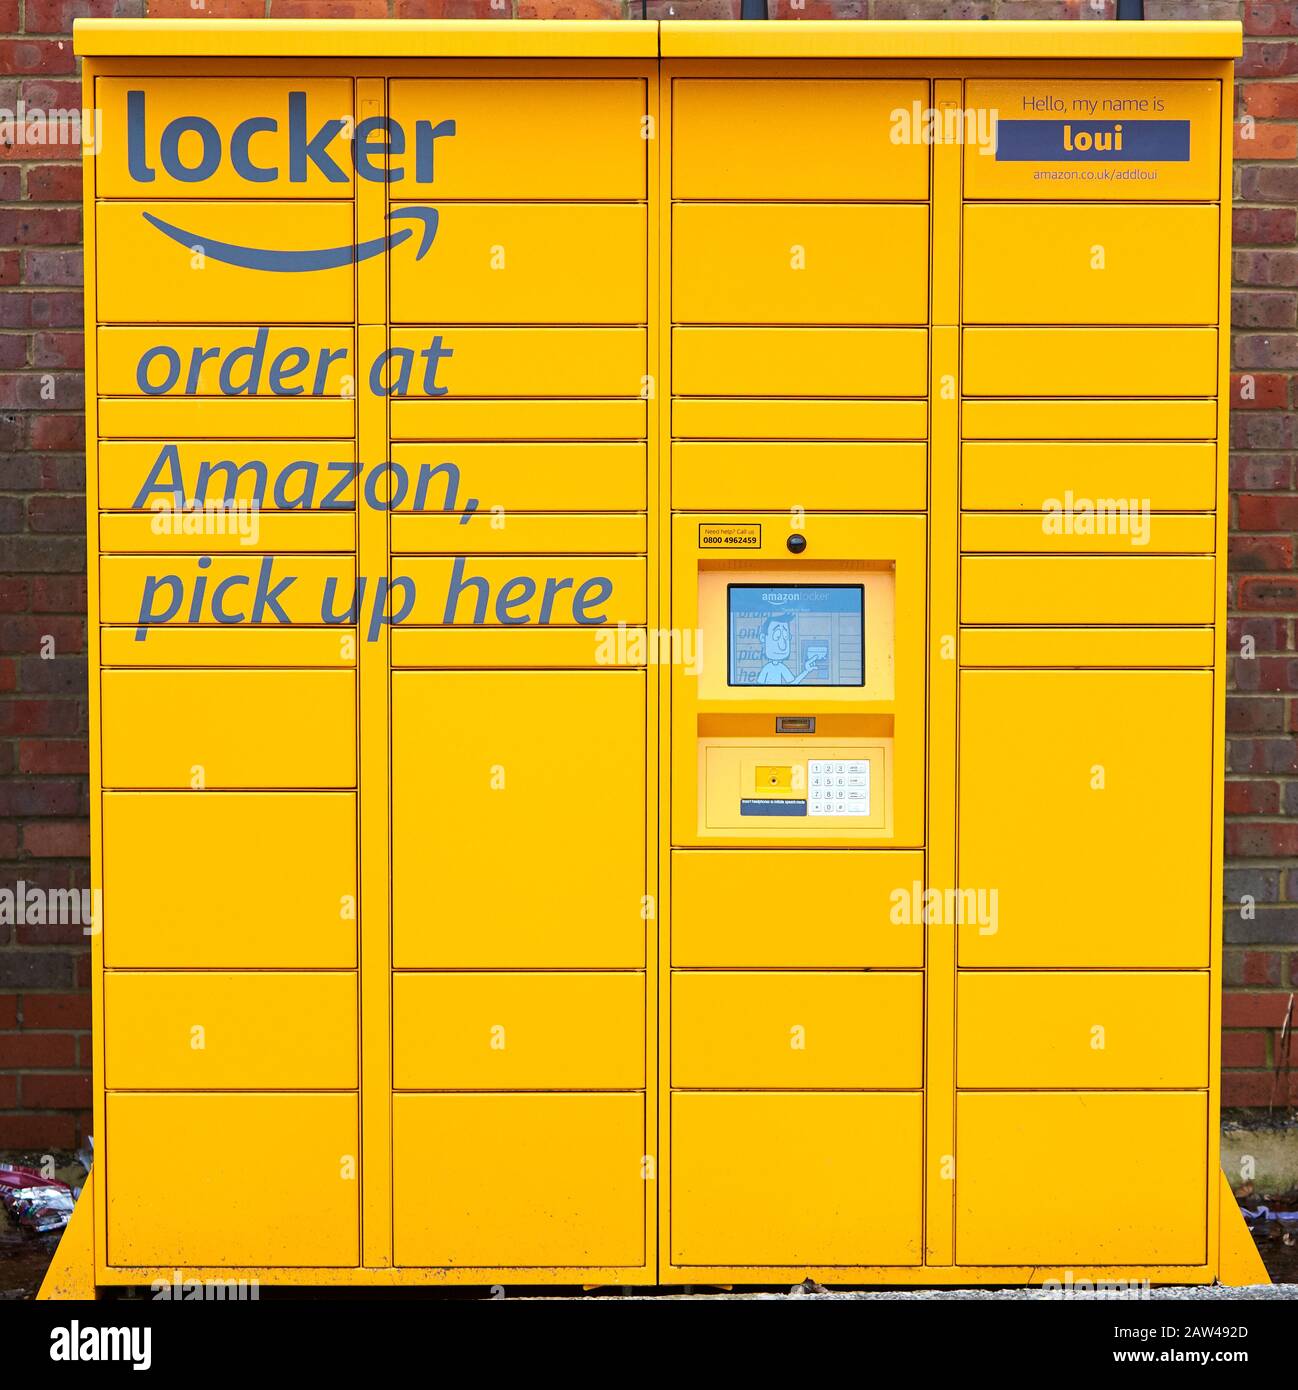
389 328 646 397
959 627 1215 668
673 442 927 511
963 204 1218 325
99 554 354 626
389 80 646 198
74 19 1240 61
956 1092 1207 1265
102 791 356 967
673 329 928 397
959 669 1212 967
672 80 929 199
98 397 355 439
391 513 646 555
97 328 356 395
392 626 646 669
392 671 645 967
396 556 645 626
101 669 356 789
389 442 646 511
962 329 1218 397
390 399 646 442
673 204 929 325
965 80 1221 201
101 625 354 667
960 554 1214 623
671 849 923 967
97 440 357 510
105 972 358 1088
100 511 356 553
961 512 1214 555
391 204 646 325
96 79 355 198
670 1093 922 1266
106 1093 358 1267
394 974 644 1089
961 441 1216 512
657 19 1242 59
673 399 927 440
393 1094 644 1268
957 973 1209 1088
672 973 922 1088
961 397 1216 440
95 202 355 323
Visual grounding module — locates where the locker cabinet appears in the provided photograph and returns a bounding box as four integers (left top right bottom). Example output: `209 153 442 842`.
67 16 1243 1295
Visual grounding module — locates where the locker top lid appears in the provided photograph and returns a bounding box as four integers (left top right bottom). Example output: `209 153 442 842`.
73 17 1241 61
659 19 1243 60
72 17 659 59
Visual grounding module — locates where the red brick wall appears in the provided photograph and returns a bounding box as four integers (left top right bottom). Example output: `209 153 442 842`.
0 0 1293 1147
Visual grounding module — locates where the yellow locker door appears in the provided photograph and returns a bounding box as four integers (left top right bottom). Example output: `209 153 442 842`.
392 669 646 967
393 1093 644 1268
956 1092 1208 1266
958 669 1212 967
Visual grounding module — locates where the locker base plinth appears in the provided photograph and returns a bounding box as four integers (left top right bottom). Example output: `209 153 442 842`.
1217 1169 1272 1287
37 1170 99 1302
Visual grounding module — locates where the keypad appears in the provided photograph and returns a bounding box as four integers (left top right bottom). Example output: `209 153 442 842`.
807 759 870 817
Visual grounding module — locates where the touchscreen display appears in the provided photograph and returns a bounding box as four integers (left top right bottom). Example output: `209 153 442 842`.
727 585 864 687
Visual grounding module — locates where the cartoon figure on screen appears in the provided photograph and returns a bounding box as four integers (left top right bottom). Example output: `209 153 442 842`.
756 613 824 685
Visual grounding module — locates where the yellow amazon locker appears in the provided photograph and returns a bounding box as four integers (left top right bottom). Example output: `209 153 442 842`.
65 15 1249 1296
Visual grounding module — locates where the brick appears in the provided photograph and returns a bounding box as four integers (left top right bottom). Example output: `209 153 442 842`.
20 991 89 1029
1231 454 1295 490
26 496 86 534
26 165 84 202
25 0 143 31
21 249 83 288
1239 42 1298 78
1236 120 1298 160
1226 778 1280 815
395 0 512 12
1234 207 1297 247
0 42 76 76
30 333 83 370
30 575 85 612
146 0 265 14
1247 0 1298 37
516 0 621 11
0 951 73 989
21 819 89 858
1237 494 1298 530
1234 290 1298 328
1235 334 1298 370
0 996 16 1029
1230 536 1295 573
1226 905 1298 944
1222 990 1298 1026
0 1032 77 1068
1227 696 1286 735
1233 410 1298 451
0 208 80 246
1235 249 1298 289
1225 867 1283 904
28 413 84 450
20 1072 90 1109
0 699 80 737
1226 818 1298 856
17 739 87 775
1244 83 1298 119
1232 372 1292 409
1241 163 1298 201
269 0 388 12
0 779 84 818
1222 1030 1269 1068
0 1113 76 1148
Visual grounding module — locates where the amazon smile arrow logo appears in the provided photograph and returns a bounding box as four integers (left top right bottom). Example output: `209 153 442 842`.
141 206 440 272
